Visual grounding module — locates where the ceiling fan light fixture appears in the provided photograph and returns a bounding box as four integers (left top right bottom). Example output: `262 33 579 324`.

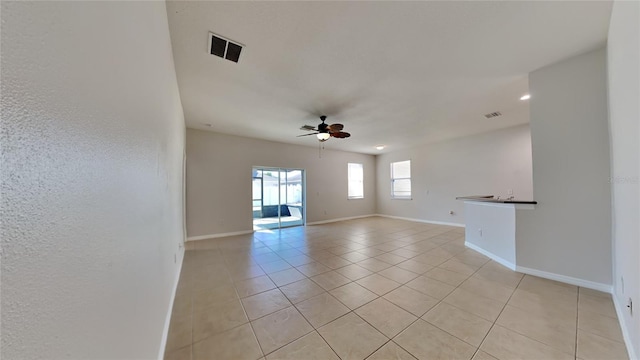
520 94 531 100
375 145 385 150
317 132 331 141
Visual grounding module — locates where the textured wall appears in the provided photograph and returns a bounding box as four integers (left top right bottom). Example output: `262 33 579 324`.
1 2 185 358
464 203 517 266
186 129 376 237
607 0 640 357
517 47 612 286
375 124 534 225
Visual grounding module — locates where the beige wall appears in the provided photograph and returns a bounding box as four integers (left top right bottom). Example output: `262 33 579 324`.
516 47 612 287
607 0 639 357
186 129 376 237
376 125 534 225
1 2 185 359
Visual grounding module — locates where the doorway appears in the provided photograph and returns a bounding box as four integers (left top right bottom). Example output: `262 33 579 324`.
252 167 304 230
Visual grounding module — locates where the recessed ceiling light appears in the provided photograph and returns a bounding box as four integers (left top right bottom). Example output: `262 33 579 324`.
375 145 385 150
520 94 531 101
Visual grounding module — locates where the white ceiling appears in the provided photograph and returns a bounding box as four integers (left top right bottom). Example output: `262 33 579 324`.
166 1 612 154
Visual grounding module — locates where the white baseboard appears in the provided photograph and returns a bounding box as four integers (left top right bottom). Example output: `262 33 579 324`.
463 243 612 293
186 229 254 242
612 294 638 360
515 265 612 293
307 214 377 225
462 241 635 360
187 214 461 238
158 247 185 359
189 216 379 239
375 214 465 228
464 241 516 271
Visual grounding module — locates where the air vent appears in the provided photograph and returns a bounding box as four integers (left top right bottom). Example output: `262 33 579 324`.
484 111 502 119
209 32 243 63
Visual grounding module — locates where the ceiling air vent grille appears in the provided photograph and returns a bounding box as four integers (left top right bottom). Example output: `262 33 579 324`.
209 32 243 63
484 111 502 119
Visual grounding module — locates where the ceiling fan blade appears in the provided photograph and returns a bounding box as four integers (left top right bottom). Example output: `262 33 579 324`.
298 116 351 140
331 131 351 138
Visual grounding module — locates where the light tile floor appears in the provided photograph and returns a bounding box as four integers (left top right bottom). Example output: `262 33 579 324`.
165 217 629 360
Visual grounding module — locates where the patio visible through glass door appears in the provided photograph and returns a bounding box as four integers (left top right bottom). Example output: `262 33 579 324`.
252 167 304 230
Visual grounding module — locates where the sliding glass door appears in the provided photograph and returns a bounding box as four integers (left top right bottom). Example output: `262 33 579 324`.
252 167 304 230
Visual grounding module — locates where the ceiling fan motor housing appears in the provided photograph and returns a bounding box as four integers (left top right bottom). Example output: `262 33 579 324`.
318 115 329 133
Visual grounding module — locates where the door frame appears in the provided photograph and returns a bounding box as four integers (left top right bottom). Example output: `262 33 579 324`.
252 166 306 229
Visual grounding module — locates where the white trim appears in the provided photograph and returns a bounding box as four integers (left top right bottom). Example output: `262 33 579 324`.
188 214 463 236
307 214 377 225
187 229 254 242
612 295 638 360
515 265 612 293
375 214 464 228
463 201 535 210
465 241 516 270
464 201 515 209
158 249 185 360
514 204 536 210
189 215 379 238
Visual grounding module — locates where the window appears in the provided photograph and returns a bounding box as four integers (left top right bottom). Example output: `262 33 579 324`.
348 163 364 199
391 160 411 199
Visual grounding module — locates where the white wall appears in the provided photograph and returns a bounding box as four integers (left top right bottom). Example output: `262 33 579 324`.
375 124 533 225
516 47 612 287
607 0 639 357
464 202 517 267
186 129 376 237
1 2 185 359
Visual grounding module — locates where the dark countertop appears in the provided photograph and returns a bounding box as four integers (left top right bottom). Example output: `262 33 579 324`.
456 195 537 205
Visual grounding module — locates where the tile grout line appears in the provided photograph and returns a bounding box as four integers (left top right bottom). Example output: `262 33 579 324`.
313 315 350 360
186 266 262 357
389 253 492 359
481 278 585 358
266 229 466 359
469 272 526 360
575 287 580 360
256 320 317 358
234 282 267 360
173 224 472 359
356 240 490 358
467 275 588 359
233 240 316 358
245 317 266 360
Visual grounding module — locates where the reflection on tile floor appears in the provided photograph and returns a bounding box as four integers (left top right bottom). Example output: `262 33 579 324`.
165 217 629 360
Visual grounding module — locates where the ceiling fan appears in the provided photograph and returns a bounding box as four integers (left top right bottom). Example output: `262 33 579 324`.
297 115 351 142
